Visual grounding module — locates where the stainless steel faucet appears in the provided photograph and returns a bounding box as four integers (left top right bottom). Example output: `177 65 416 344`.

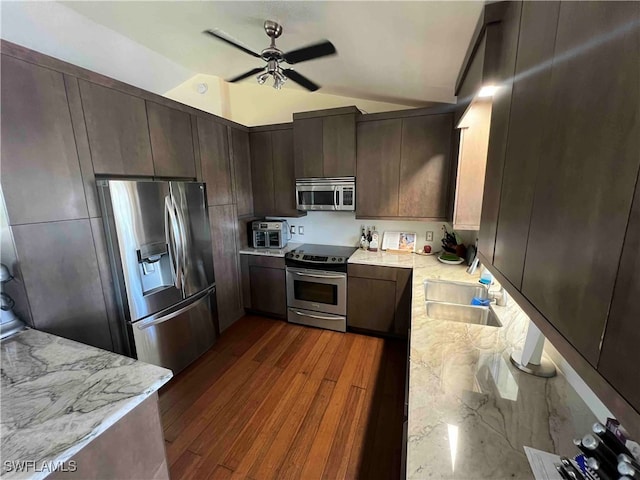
489 286 508 306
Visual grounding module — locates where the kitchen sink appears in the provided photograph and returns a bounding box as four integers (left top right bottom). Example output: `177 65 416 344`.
425 302 502 328
424 279 488 305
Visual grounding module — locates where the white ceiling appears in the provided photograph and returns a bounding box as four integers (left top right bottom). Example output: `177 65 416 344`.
61 1 483 106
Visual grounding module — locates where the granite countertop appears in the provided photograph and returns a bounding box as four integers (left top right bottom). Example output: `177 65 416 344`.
238 242 302 258
349 250 597 479
1 329 172 480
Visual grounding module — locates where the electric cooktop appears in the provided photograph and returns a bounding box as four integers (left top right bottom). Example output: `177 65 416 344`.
285 244 357 268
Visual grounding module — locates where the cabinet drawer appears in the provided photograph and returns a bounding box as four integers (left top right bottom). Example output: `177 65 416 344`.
348 263 399 281
245 255 285 270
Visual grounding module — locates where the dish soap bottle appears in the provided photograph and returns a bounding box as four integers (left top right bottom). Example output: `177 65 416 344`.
368 226 379 252
359 226 368 249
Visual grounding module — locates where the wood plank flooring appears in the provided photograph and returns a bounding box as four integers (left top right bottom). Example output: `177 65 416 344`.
158 315 406 480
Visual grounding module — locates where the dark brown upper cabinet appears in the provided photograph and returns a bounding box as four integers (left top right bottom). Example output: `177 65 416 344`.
250 131 275 215
521 1 640 367
492 1 560 289
272 129 298 216
146 101 196 179
79 80 154 176
464 2 522 262
250 126 302 217
399 115 453 219
230 128 254 217
1 55 88 225
197 117 234 206
356 119 402 217
598 177 640 410
356 113 453 220
293 107 357 178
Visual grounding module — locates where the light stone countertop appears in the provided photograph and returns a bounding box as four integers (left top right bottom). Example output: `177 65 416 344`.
348 250 597 479
238 242 303 258
0 329 172 480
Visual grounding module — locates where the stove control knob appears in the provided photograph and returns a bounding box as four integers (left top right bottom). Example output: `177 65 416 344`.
332 257 336 261
337 257 342 262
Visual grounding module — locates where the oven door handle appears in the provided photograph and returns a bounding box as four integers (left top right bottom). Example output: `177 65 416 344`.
294 271 345 279
291 310 344 322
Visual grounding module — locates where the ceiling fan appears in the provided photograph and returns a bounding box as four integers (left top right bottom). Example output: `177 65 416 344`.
203 20 337 92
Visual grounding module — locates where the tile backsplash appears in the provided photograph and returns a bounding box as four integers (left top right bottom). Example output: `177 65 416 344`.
269 211 478 248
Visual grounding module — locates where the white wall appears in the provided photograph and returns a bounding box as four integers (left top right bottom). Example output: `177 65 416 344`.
164 73 414 126
269 211 477 249
0 1 194 95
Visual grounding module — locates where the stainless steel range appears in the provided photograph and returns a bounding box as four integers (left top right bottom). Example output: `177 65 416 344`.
285 244 357 332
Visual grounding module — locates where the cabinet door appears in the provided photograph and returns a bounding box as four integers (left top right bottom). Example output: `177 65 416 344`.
323 114 356 177
399 114 453 219
493 2 560 288
477 2 522 261
209 204 243 332
250 266 286 317
230 128 253 217
356 119 402 217
522 1 640 365
272 129 298 216
348 277 396 333
147 101 196 179
1 55 87 225
250 131 275 215
12 220 113 351
599 179 640 410
79 80 154 176
198 118 233 206
294 117 323 178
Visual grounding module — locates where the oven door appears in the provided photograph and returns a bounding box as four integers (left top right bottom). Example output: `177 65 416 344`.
286 267 346 315
296 185 337 211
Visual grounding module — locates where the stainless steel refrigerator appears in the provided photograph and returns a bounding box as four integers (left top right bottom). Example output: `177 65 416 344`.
98 179 217 374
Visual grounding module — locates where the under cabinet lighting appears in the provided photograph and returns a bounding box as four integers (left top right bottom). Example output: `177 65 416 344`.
477 85 498 98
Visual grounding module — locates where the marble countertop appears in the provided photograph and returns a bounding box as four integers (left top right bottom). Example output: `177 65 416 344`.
1 329 172 479
349 250 597 479
238 242 302 258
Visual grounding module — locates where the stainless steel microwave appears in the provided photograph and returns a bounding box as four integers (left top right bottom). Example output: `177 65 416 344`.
295 177 355 211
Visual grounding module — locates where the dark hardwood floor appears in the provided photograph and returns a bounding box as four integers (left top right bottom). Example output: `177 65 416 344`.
158 315 406 480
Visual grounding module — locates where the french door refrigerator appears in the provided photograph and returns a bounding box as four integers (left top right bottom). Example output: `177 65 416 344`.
98 179 217 374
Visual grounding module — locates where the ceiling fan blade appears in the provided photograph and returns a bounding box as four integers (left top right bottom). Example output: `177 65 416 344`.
227 67 265 83
283 40 336 65
203 29 261 59
282 69 320 92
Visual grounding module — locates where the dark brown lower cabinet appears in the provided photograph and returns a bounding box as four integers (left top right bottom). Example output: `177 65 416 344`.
240 255 287 318
347 264 412 336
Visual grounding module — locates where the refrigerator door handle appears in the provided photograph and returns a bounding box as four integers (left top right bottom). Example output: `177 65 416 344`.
135 287 214 330
172 193 189 291
165 195 182 290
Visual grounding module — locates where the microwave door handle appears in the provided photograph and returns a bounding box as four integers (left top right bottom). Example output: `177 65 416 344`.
334 187 339 210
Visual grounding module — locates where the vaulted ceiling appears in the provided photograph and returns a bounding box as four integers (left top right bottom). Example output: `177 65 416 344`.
61 1 483 106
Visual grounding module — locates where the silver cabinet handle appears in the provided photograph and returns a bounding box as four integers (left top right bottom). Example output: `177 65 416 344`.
292 310 343 322
136 287 214 330
294 272 345 280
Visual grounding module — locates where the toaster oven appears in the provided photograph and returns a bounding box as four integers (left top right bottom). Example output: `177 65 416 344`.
252 220 288 249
